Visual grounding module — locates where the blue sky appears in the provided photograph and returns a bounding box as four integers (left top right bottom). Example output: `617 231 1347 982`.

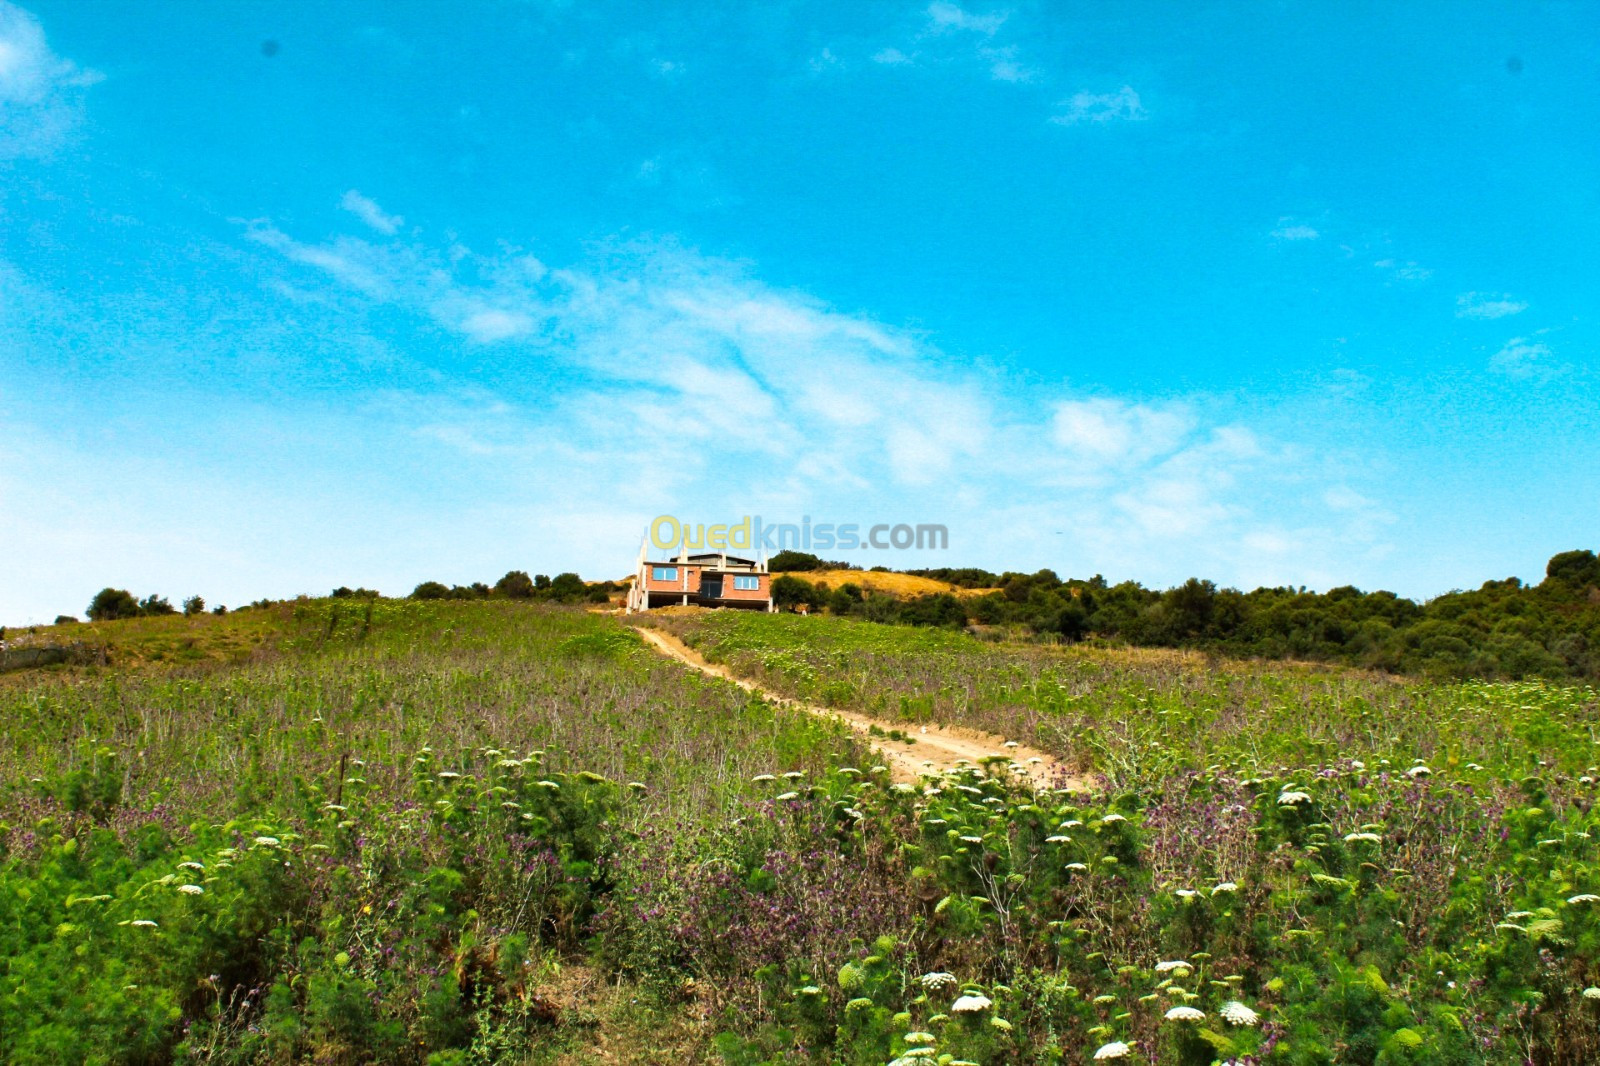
1 0 1596 622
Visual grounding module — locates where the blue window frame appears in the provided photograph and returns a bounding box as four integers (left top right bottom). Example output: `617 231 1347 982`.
733 575 760 590
652 566 678 581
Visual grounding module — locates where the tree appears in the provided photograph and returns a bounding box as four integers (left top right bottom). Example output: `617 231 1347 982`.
1161 578 1217 641
87 588 141 621
1048 602 1090 641
411 581 450 600
183 595 206 616
898 592 967 628
548 573 586 602
827 582 864 616
770 550 824 572
771 575 819 610
495 571 536 598
1545 550 1600 591
139 595 177 616
53 615 78 625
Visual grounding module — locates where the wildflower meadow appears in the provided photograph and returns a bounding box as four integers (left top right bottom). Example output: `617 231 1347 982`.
3 601 1598 1064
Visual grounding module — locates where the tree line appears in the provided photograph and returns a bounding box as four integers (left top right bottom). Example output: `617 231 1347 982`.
71 570 617 625
407 570 615 604
769 549 1600 681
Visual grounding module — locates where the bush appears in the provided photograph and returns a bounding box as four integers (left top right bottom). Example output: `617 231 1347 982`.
52 615 77 626
411 581 451 601
771 551 854 572
548 573 587 602
827 583 864 616
139 595 176 616
770 550 825 572
86 588 140 621
182 595 205 617
495 571 537 599
1545 550 1600 590
772 575 820 610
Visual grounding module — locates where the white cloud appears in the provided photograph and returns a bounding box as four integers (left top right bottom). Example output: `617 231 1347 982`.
977 44 1035 84
1456 291 1527 319
1374 258 1432 282
0 1 102 159
1323 485 1372 512
808 47 842 74
871 4 1035 83
925 2 1007 36
227 203 1395 596
1051 399 1194 466
919 2 1036 81
1050 86 1146 125
340 190 404 235
457 307 536 343
1490 334 1555 378
1271 220 1320 241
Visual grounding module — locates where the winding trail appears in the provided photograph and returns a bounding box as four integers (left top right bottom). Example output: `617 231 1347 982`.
633 626 1089 790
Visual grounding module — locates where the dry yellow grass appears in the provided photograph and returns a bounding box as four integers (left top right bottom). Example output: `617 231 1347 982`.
614 569 997 598
800 569 997 598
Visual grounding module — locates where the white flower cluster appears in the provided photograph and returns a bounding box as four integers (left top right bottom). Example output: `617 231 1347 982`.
1219 1000 1260 1026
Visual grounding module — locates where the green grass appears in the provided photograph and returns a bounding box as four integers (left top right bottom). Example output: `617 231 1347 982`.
0 600 872 1065
7 602 1600 1064
657 610 1600 786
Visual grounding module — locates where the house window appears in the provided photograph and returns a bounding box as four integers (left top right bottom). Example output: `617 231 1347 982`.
652 566 678 581
732 575 760 590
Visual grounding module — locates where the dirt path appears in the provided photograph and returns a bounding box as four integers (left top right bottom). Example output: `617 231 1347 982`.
633 626 1088 790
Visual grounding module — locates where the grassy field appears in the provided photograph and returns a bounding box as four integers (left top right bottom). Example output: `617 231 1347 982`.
0 601 875 1064
4 602 1600 1064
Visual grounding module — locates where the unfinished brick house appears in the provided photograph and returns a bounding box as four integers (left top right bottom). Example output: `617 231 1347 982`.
625 543 775 613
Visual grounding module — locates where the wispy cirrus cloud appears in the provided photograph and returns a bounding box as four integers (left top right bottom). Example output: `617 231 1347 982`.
925 1 1006 36
0 0 102 160
1270 219 1320 241
1490 332 1557 379
1049 85 1146 125
1271 215 1438 287
861 2 1039 84
340 190 404 235
235 202 1386 585
1373 257 1432 283
1456 291 1527 319
922 1 1036 82
807 47 843 73
1051 398 1194 467
850 4 1154 118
